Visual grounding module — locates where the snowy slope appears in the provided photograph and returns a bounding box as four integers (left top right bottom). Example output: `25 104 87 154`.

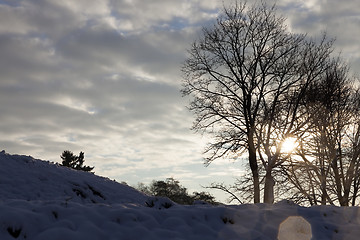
0 150 147 205
1 151 360 240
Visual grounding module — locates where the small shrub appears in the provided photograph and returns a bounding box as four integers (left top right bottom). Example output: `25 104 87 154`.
222 217 235 224
7 226 22 238
145 197 174 209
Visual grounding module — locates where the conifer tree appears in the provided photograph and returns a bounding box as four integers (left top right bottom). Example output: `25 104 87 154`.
60 150 94 172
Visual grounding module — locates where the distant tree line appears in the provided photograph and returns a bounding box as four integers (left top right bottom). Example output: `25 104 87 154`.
182 0 360 206
136 178 218 205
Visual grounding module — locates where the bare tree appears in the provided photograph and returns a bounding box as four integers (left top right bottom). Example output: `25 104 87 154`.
255 35 334 203
182 1 333 203
284 59 360 206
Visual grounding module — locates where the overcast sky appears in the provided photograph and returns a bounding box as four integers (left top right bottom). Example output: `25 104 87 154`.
0 0 359 202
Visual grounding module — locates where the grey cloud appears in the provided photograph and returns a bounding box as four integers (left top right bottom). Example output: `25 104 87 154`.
0 34 58 83
54 25 197 85
109 0 218 32
276 0 360 75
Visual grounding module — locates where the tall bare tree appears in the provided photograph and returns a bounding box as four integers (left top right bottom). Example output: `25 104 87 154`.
182 1 334 203
283 58 360 206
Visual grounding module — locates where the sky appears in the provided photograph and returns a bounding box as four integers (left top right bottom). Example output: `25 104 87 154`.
0 0 359 202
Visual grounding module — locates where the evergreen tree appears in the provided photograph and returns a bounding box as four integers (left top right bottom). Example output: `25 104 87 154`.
60 150 94 172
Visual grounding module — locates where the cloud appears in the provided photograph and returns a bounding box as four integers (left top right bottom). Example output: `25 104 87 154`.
275 0 360 74
109 0 219 32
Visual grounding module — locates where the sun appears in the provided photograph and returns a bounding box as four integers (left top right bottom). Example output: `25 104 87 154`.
281 137 298 153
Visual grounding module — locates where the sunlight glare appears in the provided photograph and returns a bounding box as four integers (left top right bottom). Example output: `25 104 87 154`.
281 137 298 153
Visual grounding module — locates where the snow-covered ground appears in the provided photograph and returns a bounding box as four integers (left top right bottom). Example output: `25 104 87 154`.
1 151 360 240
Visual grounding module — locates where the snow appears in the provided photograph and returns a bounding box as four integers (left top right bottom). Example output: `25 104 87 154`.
1 151 360 239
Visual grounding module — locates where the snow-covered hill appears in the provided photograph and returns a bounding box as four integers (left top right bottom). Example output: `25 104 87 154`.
1 151 360 240
0 150 147 205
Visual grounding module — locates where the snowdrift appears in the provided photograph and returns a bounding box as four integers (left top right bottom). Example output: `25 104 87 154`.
1 151 360 240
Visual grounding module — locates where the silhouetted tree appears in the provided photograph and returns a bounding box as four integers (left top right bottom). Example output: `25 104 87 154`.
181 0 334 203
192 191 217 204
136 182 152 195
60 150 94 172
150 178 193 205
284 59 360 206
136 178 217 205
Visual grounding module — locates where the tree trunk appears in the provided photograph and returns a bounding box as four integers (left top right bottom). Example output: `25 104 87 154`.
331 156 349 206
320 174 327 205
352 179 359 206
248 130 260 203
264 170 275 204
250 153 260 204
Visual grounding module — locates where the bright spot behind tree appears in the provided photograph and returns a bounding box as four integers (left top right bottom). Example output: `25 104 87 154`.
281 137 298 153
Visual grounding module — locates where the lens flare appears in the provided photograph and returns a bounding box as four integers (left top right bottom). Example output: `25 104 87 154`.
278 216 312 240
